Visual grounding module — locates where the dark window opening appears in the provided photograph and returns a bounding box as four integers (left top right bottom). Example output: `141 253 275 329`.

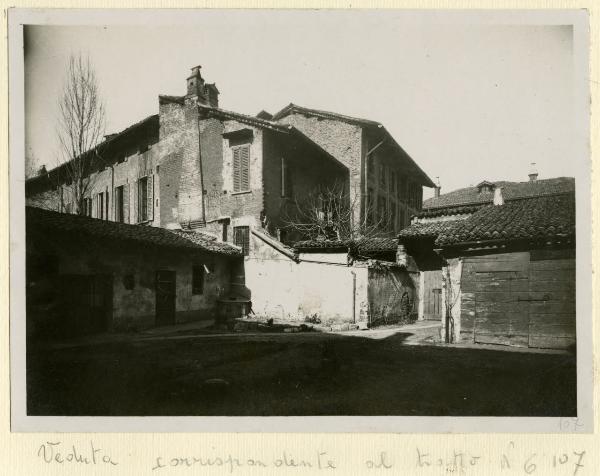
123 274 135 290
115 186 124 223
138 177 148 222
192 265 205 295
222 222 229 242
234 226 250 256
97 193 104 220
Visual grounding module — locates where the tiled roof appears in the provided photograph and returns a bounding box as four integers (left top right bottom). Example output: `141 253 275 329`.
398 220 466 240
294 237 398 259
400 193 575 247
422 177 575 211
26 207 242 256
436 194 575 246
273 103 435 188
199 104 292 132
272 103 382 127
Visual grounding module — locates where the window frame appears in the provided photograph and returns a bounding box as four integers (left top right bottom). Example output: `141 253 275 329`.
115 185 125 223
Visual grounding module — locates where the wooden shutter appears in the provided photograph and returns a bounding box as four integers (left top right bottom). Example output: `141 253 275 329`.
132 180 139 223
123 184 130 224
147 175 154 221
233 148 241 192
240 146 250 191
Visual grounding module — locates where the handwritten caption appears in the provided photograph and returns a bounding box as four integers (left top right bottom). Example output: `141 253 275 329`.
36 440 588 475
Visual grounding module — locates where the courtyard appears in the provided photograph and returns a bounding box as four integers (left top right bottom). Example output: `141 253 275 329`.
26 325 576 417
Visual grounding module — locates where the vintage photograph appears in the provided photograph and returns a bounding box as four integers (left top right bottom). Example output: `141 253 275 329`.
17 10 587 421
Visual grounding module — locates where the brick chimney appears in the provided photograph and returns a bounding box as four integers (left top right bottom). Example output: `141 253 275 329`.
186 65 219 107
528 162 538 182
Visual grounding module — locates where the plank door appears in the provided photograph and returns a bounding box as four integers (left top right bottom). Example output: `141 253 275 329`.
155 270 176 326
423 270 442 320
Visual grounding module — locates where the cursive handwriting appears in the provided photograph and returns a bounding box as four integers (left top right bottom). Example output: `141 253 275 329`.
152 450 336 472
37 440 118 466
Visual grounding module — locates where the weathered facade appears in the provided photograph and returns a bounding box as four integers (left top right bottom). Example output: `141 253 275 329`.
25 65 434 328
242 233 418 327
399 176 576 350
26 207 241 337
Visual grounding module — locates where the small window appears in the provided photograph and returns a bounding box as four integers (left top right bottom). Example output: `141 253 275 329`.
232 145 250 192
234 226 250 256
192 265 204 295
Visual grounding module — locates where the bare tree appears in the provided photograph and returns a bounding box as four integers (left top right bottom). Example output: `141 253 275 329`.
281 180 394 241
56 53 106 214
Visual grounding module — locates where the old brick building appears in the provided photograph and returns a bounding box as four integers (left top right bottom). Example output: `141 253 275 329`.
27 65 433 255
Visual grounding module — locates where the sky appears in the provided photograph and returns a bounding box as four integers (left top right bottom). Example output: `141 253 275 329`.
24 11 576 198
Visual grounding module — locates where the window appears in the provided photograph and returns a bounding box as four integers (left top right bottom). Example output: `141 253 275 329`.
232 145 250 192
234 226 250 256
281 157 293 198
83 198 93 217
105 190 110 220
192 265 205 295
115 186 125 223
138 177 148 222
97 193 104 220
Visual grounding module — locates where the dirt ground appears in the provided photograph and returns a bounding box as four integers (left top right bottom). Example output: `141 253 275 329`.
26 328 576 416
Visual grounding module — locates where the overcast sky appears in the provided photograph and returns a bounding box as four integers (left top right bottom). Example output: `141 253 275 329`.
24 11 575 198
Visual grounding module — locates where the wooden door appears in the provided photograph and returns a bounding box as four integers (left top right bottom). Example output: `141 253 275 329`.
155 270 176 326
423 270 442 320
461 253 530 347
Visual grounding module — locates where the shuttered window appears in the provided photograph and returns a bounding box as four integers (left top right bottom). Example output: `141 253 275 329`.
137 175 154 223
232 145 250 192
234 226 250 256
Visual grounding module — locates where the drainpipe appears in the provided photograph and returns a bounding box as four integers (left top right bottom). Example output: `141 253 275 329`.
351 270 357 324
363 132 386 223
196 108 207 225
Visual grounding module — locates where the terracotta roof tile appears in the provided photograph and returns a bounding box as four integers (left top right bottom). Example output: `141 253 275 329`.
422 177 574 211
26 207 242 256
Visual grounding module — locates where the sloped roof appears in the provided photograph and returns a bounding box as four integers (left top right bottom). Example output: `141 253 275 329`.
294 237 398 259
398 220 465 240
272 103 435 188
26 114 159 187
26 207 242 256
422 177 575 211
400 193 575 248
199 104 291 132
273 103 382 127
436 193 575 246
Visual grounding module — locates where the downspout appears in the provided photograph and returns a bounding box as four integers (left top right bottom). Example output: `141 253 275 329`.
196 108 207 225
363 131 386 223
351 270 357 324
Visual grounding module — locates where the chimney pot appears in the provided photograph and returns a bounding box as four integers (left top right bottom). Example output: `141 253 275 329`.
434 177 441 197
493 187 504 206
396 243 408 267
528 162 538 182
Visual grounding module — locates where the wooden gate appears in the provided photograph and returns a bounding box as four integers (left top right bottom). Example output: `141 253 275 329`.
460 250 575 349
155 270 176 326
